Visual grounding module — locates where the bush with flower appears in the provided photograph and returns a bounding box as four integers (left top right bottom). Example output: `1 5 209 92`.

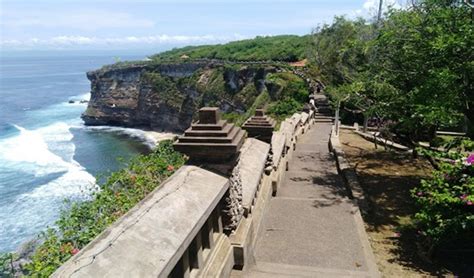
412 153 474 252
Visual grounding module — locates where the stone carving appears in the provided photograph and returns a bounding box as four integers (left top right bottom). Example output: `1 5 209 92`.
242 109 276 143
174 107 246 163
223 165 244 233
174 107 246 233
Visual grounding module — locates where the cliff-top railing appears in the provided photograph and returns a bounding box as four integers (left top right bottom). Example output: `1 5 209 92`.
53 107 315 277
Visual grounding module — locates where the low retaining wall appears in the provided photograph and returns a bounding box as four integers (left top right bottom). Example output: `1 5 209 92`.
329 127 369 214
328 127 381 277
53 111 314 278
354 130 410 152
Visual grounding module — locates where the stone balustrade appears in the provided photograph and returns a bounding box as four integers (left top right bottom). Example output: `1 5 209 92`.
53 166 229 277
53 107 314 278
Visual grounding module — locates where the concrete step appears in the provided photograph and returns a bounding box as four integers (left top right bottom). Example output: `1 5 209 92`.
314 118 334 123
314 115 334 119
245 262 371 277
185 123 233 137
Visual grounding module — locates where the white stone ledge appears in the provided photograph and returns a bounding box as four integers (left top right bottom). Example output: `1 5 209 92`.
301 112 309 125
271 132 286 168
239 138 270 215
53 165 229 278
290 113 302 126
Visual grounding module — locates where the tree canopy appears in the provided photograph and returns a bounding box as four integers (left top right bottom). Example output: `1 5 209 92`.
151 35 309 62
309 0 474 140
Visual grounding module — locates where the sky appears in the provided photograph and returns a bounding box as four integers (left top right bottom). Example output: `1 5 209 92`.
0 0 404 52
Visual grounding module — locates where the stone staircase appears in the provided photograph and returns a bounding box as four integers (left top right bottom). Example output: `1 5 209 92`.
314 94 334 123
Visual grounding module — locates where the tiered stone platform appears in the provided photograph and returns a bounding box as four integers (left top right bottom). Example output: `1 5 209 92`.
174 107 246 163
242 109 276 143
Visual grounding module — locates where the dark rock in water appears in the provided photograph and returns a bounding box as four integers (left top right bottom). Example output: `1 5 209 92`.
79 100 88 104
68 100 75 104
82 61 278 132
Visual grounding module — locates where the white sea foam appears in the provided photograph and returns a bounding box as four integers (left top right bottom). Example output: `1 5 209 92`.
0 124 70 175
82 125 177 149
0 122 97 252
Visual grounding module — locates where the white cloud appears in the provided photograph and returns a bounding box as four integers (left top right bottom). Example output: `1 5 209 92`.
0 34 252 49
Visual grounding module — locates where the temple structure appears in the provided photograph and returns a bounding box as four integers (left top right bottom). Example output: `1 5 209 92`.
173 107 246 164
242 109 276 143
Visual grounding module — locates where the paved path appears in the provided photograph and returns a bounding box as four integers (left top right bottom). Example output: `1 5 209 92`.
247 121 379 277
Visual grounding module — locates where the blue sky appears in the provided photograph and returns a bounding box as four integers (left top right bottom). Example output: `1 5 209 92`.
0 0 403 51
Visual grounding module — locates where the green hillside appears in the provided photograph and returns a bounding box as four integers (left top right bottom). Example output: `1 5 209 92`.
151 35 309 62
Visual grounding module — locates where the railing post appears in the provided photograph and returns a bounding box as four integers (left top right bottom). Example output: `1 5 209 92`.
189 235 203 270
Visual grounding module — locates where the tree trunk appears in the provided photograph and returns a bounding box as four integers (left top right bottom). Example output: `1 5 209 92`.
363 115 369 133
377 0 384 22
466 115 474 139
335 102 340 137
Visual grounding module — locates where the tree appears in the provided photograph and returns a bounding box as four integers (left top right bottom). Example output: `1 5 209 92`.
309 0 474 141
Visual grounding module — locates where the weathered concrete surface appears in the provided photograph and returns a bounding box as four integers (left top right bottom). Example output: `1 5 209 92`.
301 112 309 125
329 130 369 213
53 166 229 278
270 132 286 168
279 121 295 149
239 138 270 215
251 121 380 277
241 262 372 277
290 113 302 127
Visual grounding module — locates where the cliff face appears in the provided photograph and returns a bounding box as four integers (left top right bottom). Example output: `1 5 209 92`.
82 62 277 132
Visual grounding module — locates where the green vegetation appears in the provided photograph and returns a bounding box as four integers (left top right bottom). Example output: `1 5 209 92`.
267 98 303 122
222 90 271 126
412 154 474 251
265 72 308 120
151 35 309 62
309 0 473 141
142 72 187 108
308 0 473 263
267 72 309 103
0 141 186 277
220 71 310 125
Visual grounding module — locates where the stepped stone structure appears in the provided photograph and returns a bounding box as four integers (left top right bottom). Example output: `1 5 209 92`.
174 107 247 233
174 107 246 164
242 109 276 143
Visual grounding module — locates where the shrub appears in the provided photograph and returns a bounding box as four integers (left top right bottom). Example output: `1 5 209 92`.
267 98 303 120
0 253 16 278
412 153 474 251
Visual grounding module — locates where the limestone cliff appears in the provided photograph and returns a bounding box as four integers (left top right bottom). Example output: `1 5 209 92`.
82 61 277 132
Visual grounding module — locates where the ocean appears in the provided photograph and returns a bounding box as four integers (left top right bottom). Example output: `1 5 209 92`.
0 51 157 253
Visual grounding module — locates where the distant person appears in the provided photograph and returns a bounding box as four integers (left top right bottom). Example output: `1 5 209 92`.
309 98 317 112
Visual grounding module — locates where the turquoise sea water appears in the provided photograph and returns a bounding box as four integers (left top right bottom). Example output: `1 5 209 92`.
0 51 154 252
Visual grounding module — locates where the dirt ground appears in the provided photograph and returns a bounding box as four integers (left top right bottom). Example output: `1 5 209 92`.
339 129 456 277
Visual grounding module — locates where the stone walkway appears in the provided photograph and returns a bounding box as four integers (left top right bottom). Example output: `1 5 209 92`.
247 121 379 277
